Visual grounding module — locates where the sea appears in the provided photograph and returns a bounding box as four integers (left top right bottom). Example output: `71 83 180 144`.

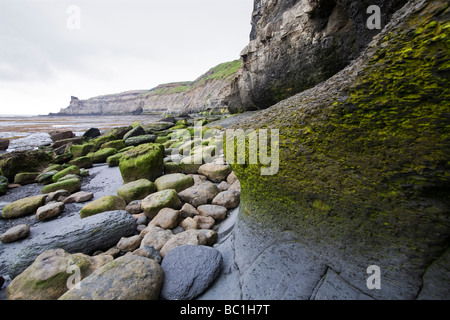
0 114 164 152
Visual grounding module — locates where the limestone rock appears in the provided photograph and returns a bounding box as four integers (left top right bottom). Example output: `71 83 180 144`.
36 202 65 221
0 225 30 243
124 134 157 147
160 245 222 300
83 128 101 139
68 156 93 169
119 143 164 184
178 181 220 208
154 173 194 193
6 249 111 300
80 195 126 219
59 255 164 300
141 189 181 219
117 179 156 204
1 195 47 219
0 175 9 195
180 217 198 230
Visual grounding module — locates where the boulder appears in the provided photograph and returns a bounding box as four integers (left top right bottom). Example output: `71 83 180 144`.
82 128 101 139
119 143 164 184
160 245 222 300
90 148 117 164
69 143 96 158
0 175 9 195
197 204 228 222
123 126 146 140
62 191 94 204
179 154 203 174
198 163 232 183
51 152 73 164
178 181 220 208
101 139 126 151
0 224 30 243
180 203 199 218
149 208 181 230
36 171 57 185
116 179 156 204
0 150 52 181
68 156 93 169
6 249 112 300
0 139 10 151
163 162 182 174
49 130 74 142
58 255 164 300
124 134 157 147
140 226 174 251
154 173 194 193
0 210 136 278
80 195 126 219
116 235 143 253
160 229 206 258
36 202 65 221
106 153 123 167
212 190 240 209
52 165 80 183
1 195 47 219
13 172 39 185
193 216 215 229
41 178 81 194
141 189 181 219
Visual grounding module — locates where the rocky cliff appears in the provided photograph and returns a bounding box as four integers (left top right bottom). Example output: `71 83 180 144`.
227 0 408 112
224 0 450 299
57 60 241 116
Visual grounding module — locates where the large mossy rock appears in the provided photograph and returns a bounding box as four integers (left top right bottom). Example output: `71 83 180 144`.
154 173 194 193
141 189 182 219
41 178 81 194
80 195 127 219
52 165 80 182
225 1 450 300
117 179 156 204
6 249 112 300
1 195 47 219
90 148 118 164
119 143 164 184
0 150 52 181
69 143 96 158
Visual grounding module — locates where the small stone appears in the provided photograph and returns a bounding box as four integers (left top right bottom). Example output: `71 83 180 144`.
217 181 230 191
137 224 146 233
180 217 198 230
193 215 215 229
134 213 148 225
180 202 200 218
36 202 65 221
79 195 126 219
197 204 228 221
116 235 143 252
132 245 162 263
197 229 218 246
140 226 174 251
149 208 181 229
198 163 232 182
160 229 206 258
212 190 241 209
0 224 30 243
63 191 94 204
46 189 71 202
126 200 143 214
228 180 241 194
141 189 182 219
226 171 238 185
102 247 121 258
178 181 220 208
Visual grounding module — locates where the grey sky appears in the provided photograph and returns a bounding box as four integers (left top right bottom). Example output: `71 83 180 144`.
0 0 254 115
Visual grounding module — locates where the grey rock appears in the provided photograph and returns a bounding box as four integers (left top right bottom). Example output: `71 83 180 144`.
0 210 136 278
178 181 220 208
140 225 173 251
160 229 206 258
180 202 199 218
0 225 30 244
62 191 94 204
197 204 228 221
116 235 143 253
125 200 143 214
132 245 162 263
83 128 101 139
160 245 223 300
36 202 65 221
212 190 240 209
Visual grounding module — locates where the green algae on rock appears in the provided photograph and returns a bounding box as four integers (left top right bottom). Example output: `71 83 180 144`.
119 143 164 183
41 178 81 195
80 195 127 219
117 179 157 204
2 195 47 219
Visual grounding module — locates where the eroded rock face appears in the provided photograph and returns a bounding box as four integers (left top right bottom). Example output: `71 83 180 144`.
227 0 408 112
226 0 450 299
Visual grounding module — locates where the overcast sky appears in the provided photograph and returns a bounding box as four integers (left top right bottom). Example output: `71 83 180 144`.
0 0 253 115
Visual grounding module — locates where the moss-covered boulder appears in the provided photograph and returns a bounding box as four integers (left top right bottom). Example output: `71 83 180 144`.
0 175 8 195
1 195 47 219
119 143 164 183
124 134 157 147
68 156 93 169
101 139 126 151
92 126 132 148
69 143 97 158
14 172 39 185
164 162 182 174
80 195 127 219
6 249 112 300
52 165 80 183
36 171 57 185
106 153 123 167
141 189 181 219
0 150 52 181
117 179 156 204
179 154 203 174
41 178 81 195
225 1 450 300
90 148 117 164
154 173 194 193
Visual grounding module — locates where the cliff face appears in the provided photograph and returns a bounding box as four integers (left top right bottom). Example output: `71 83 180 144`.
228 0 408 112
226 0 450 299
57 60 241 116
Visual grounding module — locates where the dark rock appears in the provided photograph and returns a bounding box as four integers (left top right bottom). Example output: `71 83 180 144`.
49 130 74 143
123 126 146 140
0 139 10 151
0 175 8 195
0 210 136 278
160 245 222 300
51 137 83 149
124 134 157 147
0 150 53 181
83 128 101 139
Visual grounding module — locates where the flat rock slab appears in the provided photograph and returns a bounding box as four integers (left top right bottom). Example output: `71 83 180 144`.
161 245 222 300
0 210 136 278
